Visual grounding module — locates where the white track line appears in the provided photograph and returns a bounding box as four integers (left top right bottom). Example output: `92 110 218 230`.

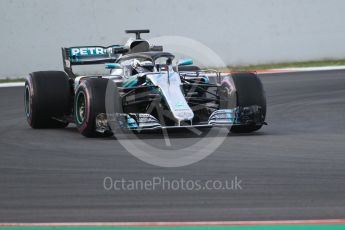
257 65 345 74
276 65 345 72
0 82 25 88
0 219 345 227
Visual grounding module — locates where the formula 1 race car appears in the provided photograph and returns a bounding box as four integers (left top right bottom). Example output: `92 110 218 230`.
24 30 266 137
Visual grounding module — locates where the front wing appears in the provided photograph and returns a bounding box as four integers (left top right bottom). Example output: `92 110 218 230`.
95 105 265 133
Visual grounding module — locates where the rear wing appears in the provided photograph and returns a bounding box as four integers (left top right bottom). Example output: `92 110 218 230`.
61 45 127 78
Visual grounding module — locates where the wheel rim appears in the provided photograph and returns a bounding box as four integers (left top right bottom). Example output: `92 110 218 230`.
75 91 86 124
24 85 31 117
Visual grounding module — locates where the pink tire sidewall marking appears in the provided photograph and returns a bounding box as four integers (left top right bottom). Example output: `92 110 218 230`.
76 82 91 133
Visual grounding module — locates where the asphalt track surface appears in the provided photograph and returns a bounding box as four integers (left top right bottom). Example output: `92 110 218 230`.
0 70 345 223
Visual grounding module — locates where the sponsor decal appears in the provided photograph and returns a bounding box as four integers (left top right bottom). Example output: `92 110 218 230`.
70 47 107 56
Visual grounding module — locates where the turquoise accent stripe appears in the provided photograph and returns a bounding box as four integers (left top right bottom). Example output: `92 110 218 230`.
123 75 138 88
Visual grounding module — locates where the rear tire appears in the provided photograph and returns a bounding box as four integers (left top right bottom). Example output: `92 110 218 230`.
74 78 110 137
25 71 71 128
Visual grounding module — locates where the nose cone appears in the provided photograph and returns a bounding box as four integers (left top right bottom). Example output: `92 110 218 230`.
147 72 194 124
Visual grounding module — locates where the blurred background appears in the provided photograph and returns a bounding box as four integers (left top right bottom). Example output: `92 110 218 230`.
1 0 345 76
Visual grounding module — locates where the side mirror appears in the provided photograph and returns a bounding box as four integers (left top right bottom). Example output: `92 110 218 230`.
178 58 193 66
105 63 121 69
112 47 129 54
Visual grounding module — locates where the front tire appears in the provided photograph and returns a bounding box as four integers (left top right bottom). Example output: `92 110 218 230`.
232 72 266 133
220 72 266 133
74 78 109 137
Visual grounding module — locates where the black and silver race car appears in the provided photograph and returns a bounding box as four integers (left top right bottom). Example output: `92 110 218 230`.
24 30 266 137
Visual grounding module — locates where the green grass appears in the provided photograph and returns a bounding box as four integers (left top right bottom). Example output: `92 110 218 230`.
224 59 345 72
0 78 26 83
